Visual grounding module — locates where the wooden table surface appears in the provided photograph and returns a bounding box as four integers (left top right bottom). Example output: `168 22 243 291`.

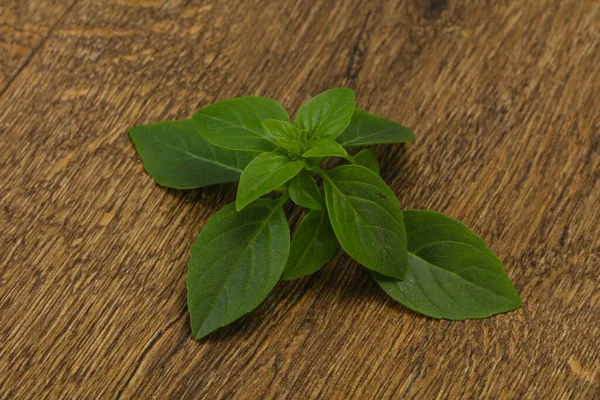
1 0 599 398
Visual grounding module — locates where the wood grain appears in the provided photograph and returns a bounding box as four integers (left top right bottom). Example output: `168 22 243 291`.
0 0 598 398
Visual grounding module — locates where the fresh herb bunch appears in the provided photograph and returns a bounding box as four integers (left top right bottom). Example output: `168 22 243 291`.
129 88 521 340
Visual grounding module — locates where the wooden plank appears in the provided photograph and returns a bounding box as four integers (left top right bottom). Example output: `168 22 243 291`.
0 0 76 94
0 0 598 398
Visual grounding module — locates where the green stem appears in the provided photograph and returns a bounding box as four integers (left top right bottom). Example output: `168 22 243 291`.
345 155 357 164
312 166 330 181
310 165 324 174
275 191 290 207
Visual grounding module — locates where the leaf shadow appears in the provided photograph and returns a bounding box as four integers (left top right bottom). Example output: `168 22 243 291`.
188 254 429 343
160 182 238 207
195 273 319 342
374 143 411 181
317 252 427 318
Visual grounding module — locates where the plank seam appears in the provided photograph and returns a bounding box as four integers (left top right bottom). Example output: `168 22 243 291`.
0 0 80 99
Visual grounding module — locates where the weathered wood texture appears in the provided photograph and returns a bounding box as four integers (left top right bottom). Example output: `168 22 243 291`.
1 0 598 398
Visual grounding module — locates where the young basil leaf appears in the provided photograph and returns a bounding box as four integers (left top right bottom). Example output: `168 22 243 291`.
298 129 309 144
374 210 522 319
353 149 380 175
274 138 305 155
262 119 302 141
302 138 348 158
129 120 256 189
284 210 338 280
337 109 415 147
294 88 355 140
236 152 304 210
288 171 324 210
322 164 407 279
192 96 288 152
187 199 290 339
262 120 306 154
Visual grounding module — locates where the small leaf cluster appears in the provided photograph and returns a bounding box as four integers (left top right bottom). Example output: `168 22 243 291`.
129 88 522 340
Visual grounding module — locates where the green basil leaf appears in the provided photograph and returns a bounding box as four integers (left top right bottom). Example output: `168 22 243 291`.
262 119 302 141
288 171 324 210
337 109 415 147
374 210 522 319
322 164 407 279
129 120 255 189
236 152 304 210
354 149 380 175
302 138 348 158
192 96 288 152
294 88 355 140
187 199 290 339
298 128 309 144
284 209 338 280
262 120 306 154
274 138 305 155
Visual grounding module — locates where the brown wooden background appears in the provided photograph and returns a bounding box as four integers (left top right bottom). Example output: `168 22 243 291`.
1 0 599 398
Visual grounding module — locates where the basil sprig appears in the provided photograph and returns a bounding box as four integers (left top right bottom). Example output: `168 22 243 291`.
129 88 521 339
